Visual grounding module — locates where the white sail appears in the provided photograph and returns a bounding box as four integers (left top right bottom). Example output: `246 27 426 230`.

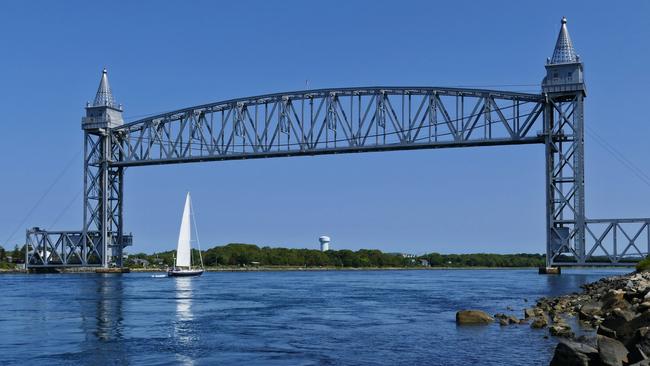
175 193 192 268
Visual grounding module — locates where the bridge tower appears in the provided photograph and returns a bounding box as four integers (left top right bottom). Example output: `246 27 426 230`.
81 69 127 268
543 17 587 266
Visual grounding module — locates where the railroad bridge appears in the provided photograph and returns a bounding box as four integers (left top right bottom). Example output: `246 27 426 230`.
25 18 650 269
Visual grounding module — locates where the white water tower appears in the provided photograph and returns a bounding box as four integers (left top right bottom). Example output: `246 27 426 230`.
319 236 331 252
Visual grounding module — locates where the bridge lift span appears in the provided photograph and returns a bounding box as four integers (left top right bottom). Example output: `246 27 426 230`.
25 18 650 270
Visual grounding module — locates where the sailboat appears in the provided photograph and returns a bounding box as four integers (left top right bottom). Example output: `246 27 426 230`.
168 192 204 277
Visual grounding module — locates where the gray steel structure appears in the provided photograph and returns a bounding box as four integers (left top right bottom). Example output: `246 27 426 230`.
25 18 650 269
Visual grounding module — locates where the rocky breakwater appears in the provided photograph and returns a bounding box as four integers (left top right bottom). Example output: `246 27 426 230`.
533 271 650 366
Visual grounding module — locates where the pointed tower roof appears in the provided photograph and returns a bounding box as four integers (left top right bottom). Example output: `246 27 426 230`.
93 68 117 107
550 17 578 64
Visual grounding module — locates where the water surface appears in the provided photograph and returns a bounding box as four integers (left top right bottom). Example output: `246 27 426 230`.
0 269 627 365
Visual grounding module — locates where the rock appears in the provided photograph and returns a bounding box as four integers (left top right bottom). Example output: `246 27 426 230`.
631 327 650 357
597 335 629 366
549 340 599 366
506 315 519 324
628 344 649 365
579 300 603 320
601 309 638 342
639 302 650 312
597 325 617 339
524 308 536 319
531 316 548 329
456 310 494 325
607 311 650 344
550 323 574 338
499 318 508 326
632 358 650 365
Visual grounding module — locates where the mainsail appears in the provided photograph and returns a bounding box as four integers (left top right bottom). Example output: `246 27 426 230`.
176 193 192 268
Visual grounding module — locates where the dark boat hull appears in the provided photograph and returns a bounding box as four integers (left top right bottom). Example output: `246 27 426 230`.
167 269 204 277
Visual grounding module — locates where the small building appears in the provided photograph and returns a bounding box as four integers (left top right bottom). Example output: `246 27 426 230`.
419 259 430 267
131 258 150 267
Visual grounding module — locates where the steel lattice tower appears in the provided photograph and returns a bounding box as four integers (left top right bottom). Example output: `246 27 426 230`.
81 69 129 267
543 17 588 266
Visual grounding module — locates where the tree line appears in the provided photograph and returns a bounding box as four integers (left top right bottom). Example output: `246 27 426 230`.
126 243 546 268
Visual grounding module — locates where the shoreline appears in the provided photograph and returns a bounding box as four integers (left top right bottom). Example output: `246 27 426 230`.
0 266 634 274
521 270 650 365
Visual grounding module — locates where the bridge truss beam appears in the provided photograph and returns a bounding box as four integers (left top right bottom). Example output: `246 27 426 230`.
110 87 546 167
23 87 650 268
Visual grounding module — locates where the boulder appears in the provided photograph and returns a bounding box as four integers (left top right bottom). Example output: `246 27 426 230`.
531 316 548 329
630 327 650 357
549 340 599 366
606 311 650 344
597 325 617 339
597 335 629 366
628 360 650 366
627 344 649 365
456 310 494 325
579 301 603 320
524 307 537 319
550 323 575 338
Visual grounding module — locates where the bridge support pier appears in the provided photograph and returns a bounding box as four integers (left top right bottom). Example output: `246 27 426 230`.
539 266 561 275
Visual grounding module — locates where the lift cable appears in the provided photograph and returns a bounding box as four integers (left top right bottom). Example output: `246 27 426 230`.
3 148 83 248
47 188 84 230
585 126 650 188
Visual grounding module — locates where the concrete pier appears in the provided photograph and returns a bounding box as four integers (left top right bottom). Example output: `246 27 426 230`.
538 266 561 275
95 268 130 274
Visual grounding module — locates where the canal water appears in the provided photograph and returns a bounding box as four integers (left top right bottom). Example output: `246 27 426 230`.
0 269 627 365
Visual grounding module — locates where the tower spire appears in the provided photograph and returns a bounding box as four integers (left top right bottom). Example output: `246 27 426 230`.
83 68 124 130
550 17 578 64
93 68 117 107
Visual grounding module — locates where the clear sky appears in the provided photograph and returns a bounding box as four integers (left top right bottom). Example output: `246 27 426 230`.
1 1 649 255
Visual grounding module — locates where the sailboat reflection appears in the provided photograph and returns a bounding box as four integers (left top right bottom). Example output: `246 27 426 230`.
175 277 194 321
173 277 197 365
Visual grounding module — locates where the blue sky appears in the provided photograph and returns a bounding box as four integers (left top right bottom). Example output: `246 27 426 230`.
1 1 649 254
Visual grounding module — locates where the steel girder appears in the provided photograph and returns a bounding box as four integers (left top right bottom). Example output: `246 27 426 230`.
25 229 101 266
109 87 546 167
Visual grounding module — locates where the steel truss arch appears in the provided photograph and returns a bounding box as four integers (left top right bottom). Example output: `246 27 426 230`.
111 87 546 167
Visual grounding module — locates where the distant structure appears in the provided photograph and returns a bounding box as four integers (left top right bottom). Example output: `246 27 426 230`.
319 236 330 252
